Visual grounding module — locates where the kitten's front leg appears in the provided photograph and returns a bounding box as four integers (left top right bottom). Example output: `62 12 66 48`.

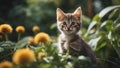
58 36 63 54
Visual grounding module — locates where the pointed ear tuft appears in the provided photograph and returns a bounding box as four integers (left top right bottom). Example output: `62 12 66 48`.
73 7 82 18
56 8 65 21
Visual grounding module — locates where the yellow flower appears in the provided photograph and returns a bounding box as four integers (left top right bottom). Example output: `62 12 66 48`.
34 32 50 44
0 61 13 68
13 48 35 65
32 26 40 33
37 52 46 60
15 26 25 33
0 24 13 34
28 37 35 45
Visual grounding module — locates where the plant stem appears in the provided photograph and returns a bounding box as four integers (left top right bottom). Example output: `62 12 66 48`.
18 33 21 41
5 33 9 41
34 32 38 36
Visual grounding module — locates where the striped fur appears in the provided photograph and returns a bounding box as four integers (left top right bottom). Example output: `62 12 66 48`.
56 7 96 63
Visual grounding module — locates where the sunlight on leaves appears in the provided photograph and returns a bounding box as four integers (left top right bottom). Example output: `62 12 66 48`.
88 36 101 50
108 31 112 40
87 21 97 33
99 5 120 18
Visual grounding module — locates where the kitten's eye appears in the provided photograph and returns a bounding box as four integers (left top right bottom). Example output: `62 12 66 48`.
63 22 66 25
71 22 75 25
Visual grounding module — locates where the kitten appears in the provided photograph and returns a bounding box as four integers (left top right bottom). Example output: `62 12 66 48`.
56 7 96 62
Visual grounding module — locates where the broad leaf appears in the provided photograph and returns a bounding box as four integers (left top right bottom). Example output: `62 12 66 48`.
87 21 97 32
93 14 101 21
99 5 120 18
14 36 32 49
88 36 101 50
50 23 57 29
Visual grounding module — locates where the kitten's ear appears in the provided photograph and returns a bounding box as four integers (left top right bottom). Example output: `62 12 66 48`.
56 8 65 21
73 7 82 18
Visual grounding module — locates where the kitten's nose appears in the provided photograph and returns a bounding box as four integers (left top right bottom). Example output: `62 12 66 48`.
67 25 70 29
67 25 71 30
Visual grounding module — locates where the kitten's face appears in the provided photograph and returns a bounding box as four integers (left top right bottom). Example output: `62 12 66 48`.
56 7 82 35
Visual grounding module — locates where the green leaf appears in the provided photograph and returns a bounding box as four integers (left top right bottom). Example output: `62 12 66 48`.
105 20 113 31
0 41 15 49
87 21 97 32
108 31 112 40
99 5 120 18
100 21 108 28
88 36 101 50
50 23 57 29
113 12 120 25
108 8 119 19
34 46 43 55
38 63 51 68
113 23 120 35
14 36 32 49
95 42 107 51
114 23 120 30
82 15 91 24
93 14 101 21
112 41 120 58
100 20 113 31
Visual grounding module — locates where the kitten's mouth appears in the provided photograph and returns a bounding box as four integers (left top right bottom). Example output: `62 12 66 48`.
66 30 72 32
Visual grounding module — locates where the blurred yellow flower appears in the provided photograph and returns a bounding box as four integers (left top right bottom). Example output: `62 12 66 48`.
13 48 35 65
37 52 46 60
0 61 13 68
28 37 35 45
32 26 40 34
15 26 25 33
0 24 13 34
34 32 50 44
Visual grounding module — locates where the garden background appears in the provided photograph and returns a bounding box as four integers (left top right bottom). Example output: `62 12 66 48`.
0 0 120 68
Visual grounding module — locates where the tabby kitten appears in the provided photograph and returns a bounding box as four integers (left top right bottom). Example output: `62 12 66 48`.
56 7 96 62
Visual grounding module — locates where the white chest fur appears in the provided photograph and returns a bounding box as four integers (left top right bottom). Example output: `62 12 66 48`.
58 33 74 53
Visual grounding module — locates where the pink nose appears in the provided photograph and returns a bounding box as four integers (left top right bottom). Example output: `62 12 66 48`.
67 25 71 30
67 25 70 29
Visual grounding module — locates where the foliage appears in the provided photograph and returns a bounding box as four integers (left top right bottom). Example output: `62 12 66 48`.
0 38 94 68
7 0 90 37
84 5 120 68
9 0 59 36
0 5 120 68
